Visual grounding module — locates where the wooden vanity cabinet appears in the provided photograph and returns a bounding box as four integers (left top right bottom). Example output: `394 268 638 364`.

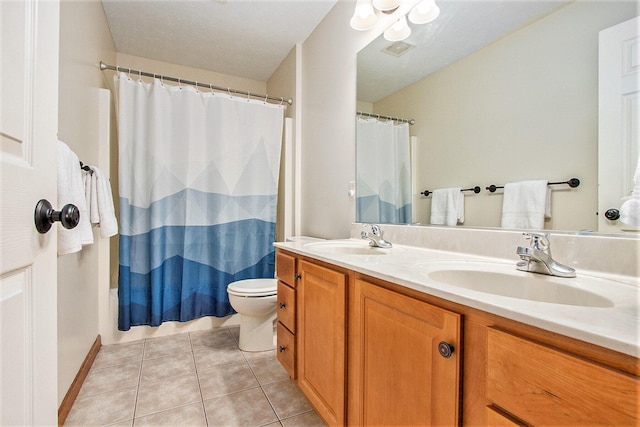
349 278 462 426
276 249 639 427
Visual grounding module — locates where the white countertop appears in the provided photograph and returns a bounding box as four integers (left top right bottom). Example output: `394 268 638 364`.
274 239 640 358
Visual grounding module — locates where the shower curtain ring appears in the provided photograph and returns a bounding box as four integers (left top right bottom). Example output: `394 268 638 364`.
264 94 268 103
279 97 284 106
210 84 214 95
178 78 182 89
247 92 251 102
195 81 198 92
127 68 131 80
138 69 142 82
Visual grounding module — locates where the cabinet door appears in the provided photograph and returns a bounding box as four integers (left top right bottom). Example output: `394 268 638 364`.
297 260 347 426
352 279 461 426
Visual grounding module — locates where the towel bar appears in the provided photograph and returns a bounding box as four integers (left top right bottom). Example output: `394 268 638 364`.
486 178 580 193
421 186 481 197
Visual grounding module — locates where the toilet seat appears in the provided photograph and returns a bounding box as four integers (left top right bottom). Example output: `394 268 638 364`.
227 278 277 297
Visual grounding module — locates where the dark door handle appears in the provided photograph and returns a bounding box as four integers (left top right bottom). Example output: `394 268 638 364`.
34 199 80 233
604 208 620 221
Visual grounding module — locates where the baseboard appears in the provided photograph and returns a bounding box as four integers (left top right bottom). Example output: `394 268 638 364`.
58 335 102 426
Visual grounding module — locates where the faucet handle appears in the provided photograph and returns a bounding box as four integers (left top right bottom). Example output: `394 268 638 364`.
363 223 382 236
522 232 550 250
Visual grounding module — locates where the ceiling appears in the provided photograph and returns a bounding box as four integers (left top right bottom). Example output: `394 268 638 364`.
357 0 572 103
101 0 572 92
101 0 338 82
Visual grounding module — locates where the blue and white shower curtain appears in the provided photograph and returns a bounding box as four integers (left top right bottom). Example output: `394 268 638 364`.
117 73 284 330
356 118 412 223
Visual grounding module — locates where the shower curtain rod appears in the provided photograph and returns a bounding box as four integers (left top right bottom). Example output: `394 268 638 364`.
99 62 293 105
357 111 415 125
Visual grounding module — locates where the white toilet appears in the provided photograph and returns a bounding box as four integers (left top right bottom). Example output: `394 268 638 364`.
227 278 278 352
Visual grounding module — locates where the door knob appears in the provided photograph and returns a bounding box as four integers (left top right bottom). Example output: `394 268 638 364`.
34 199 80 234
604 208 620 221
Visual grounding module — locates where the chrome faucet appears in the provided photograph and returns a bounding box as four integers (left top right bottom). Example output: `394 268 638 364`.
516 232 575 278
361 224 393 248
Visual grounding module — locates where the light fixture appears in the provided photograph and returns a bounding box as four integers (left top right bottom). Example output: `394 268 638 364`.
408 0 440 24
350 0 440 38
350 0 378 31
372 0 402 12
384 15 411 42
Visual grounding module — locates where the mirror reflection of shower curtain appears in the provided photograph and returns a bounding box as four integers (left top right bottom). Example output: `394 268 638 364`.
116 73 284 331
356 118 411 223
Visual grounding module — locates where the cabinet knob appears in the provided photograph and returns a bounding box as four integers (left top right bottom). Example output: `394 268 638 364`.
279 345 286 353
438 341 454 358
295 274 302 280
279 303 286 309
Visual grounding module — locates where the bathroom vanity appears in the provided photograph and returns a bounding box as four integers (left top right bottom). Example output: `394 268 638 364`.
274 236 639 426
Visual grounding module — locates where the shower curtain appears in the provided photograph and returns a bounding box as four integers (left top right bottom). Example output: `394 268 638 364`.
117 73 284 331
356 118 412 223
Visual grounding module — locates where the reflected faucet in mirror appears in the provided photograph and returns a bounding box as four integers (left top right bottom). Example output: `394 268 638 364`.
361 224 393 248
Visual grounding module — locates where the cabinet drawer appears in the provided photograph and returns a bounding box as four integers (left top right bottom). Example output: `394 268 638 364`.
276 251 297 288
277 281 296 333
487 328 639 426
277 322 296 379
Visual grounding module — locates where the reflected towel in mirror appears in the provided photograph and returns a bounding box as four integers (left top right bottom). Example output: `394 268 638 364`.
501 180 550 229
620 156 640 227
430 187 464 226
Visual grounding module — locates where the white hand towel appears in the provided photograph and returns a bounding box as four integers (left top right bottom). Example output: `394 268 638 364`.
501 180 549 229
92 165 119 238
620 156 640 227
430 187 464 226
57 141 93 255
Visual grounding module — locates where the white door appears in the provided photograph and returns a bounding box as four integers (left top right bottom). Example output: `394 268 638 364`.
598 16 640 232
1 0 60 424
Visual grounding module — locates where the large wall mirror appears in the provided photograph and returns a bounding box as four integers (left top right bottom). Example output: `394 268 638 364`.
356 0 638 234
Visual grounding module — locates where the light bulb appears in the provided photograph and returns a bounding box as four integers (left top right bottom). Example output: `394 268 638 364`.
408 0 440 25
384 15 411 42
350 0 378 30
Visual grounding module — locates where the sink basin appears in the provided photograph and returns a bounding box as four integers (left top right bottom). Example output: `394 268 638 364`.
303 240 390 256
423 263 614 308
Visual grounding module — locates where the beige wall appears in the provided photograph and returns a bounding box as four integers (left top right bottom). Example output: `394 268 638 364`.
300 1 382 238
268 47 297 241
57 0 116 405
373 1 637 230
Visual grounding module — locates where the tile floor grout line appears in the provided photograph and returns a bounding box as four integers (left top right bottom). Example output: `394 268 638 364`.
130 338 146 424
188 331 211 426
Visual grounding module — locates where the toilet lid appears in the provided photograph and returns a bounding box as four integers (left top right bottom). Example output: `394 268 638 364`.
227 279 277 296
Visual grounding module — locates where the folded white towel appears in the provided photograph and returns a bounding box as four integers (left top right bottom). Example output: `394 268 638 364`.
91 165 119 238
620 156 640 227
430 187 464 226
501 180 550 229
57 141 94 255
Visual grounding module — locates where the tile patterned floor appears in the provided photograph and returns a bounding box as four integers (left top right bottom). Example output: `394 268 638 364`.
65 327 326 427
